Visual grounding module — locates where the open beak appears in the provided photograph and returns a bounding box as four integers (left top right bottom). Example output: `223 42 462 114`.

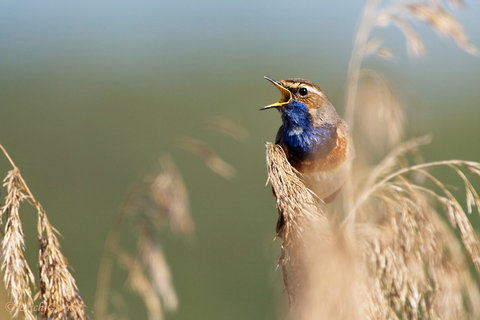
260 76 292 110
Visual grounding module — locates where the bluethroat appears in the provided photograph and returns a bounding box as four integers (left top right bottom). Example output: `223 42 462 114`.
262 77 354 202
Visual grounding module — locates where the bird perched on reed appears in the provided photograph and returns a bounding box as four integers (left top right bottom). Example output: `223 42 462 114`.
262 77 354 202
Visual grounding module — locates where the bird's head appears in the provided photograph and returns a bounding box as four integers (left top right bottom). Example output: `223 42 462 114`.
261 76 338 127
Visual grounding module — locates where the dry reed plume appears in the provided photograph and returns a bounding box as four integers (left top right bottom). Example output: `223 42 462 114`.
204 116 248 142
94 156 193 320
177 136 236 180
265 143 326 306
95 115 243 319
266 0 480 319
0 145 86 320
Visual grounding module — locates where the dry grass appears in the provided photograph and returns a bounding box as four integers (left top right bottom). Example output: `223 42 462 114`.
354 157 480 318
0 145 86 320
204 116 248 142
1 168 36 320
344 0 478 131
265 0 480 319
0 141 199 320
37 209 86 320
354 69 405 153
266 143 480 319
95 116 243 319
94 156 193 320
265 143 326 305
117 252 162 320
177 136 236 180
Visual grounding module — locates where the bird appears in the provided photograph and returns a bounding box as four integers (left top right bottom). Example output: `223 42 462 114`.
262 76 354 203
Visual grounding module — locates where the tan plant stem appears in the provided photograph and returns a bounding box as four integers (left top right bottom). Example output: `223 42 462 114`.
343 0 379 220
344 0 378 129
94 208 127 320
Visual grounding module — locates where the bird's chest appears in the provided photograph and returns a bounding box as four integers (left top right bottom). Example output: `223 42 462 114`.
280 124 348 174
281 123 337 160
282 127 318 158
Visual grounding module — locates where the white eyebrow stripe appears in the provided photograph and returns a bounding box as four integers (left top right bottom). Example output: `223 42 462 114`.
304 86 325 97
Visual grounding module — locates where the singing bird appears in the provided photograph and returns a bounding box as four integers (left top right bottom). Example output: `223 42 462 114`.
262 77 354 202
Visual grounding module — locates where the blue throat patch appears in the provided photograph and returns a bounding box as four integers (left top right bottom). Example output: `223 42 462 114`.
280 100 337 159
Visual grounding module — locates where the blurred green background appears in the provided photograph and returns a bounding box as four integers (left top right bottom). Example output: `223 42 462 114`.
0 0 479 319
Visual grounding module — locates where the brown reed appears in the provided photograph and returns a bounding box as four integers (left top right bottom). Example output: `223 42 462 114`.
204 116 248 142
266 143 369 319
95 116 243 319
118 251 164 320
37 208 86 320
1 168 36 320
138 231 177 311
266 142 480 319
265 143 326 306
94 155 193 320
176 136 236 179
0 145 86 320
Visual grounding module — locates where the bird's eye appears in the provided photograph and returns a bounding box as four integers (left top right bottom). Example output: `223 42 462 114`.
299 87 308 96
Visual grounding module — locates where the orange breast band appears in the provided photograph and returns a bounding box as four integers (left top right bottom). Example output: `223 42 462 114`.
295 128 348 173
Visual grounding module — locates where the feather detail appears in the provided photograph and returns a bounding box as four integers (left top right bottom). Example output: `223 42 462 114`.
296 127 349 173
